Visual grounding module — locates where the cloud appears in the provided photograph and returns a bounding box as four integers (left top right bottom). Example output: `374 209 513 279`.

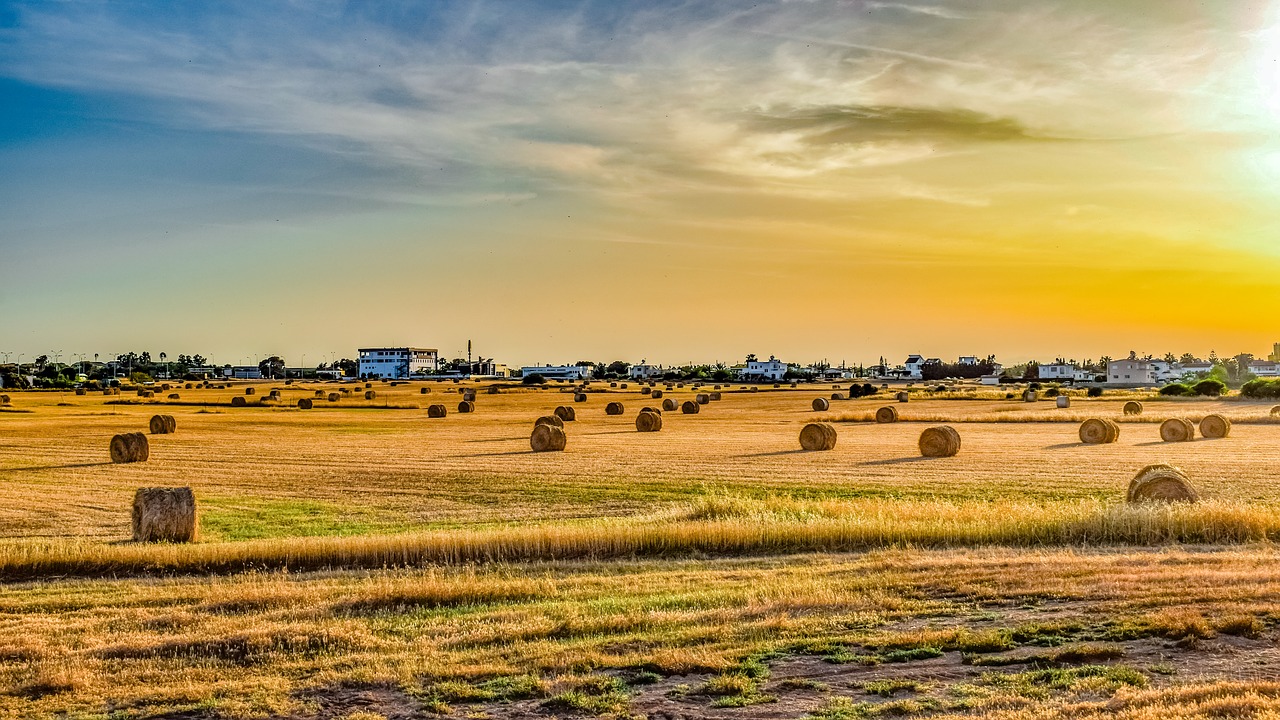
742 104 1043 144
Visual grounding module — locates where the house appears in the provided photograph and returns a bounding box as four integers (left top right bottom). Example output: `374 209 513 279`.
904 355 925 380
1106 359 1157 386
630 363 665 380
958 356 978 366
520 364 592 381
1149 361 1186 383
739 356 787 381
1073 367 1099 383
1178 362 1214 379
358 347 439 379
979 375 1001 386
1250 360 1280 378
1038 363 1076 381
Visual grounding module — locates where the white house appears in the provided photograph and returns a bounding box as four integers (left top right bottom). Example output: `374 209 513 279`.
1250 360 1280 378
1073 367 1098 383
1038 363 1076 381
1178 362 1214 379
740 356 787 381
1149 361 1186 383
629 363 666 380
979 375 1001 386
520 364 592 381
1107 359 1157 386
358 347 439 379
958 356 978 366
904 355 925 380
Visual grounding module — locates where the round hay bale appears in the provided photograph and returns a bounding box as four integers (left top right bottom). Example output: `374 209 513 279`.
161 384 171 391
555 406 576 422
876 406 899 424
641 387 652 396
420 387 431 394
285 380 293 385
327 393 340 402
1199 414 1231 439
1272 405 1280 417
799 422 837 451
709 392 722 401
231 396 247 407
297 398 313 409
896 391 909 403
790 382 798 388
750 386 759 393
458 400 475 413
574 393 587 403
427 404 447 418
1056 396 1071 409
365 390 377 400
1159 418 1195 443
535 415 564 429
610 382 618 388
662 398 678 412
1023 390 1037 402
341 388 352 394
681 400 700 414
919 426 961 457
245 387 255 396
314 390 325 398
132 487 197 542
365 382 372 388
530 424 567 452
773 383 781 389
652 390 663 399
462 389 477 402
110 432 150 463
75 388 86 396
677 383 685 388
167 393 180 400
185 383 193 389
831 393 843 400
636 410 663 432
641 406 662 414
696 393 710 405
1123 401 1144 416
1079 418 1119 444
812 397 830 411
149 415 176 434
605 401 624 415
1127 464 1199 503
620 383 628 389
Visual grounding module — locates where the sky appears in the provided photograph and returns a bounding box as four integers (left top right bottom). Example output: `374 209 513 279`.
2 0 1279 368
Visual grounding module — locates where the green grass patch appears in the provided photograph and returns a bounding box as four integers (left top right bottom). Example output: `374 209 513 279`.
199 498 400 541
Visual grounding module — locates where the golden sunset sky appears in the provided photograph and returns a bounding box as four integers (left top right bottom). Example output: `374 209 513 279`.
2 1 1278 366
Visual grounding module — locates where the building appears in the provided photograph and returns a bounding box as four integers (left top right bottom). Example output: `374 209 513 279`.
630 363 666 380
1038 362 1076 381
738 356 787 381
357 347 439 379
958 356 978 366
1106 359 1156 386
904 355 925 380
227 365 262 380
1270 343 1280 362
1073 367 1099 383
979 375 1001 386
1178 362 1214 379
520 364 592 381
1250 360 1280 378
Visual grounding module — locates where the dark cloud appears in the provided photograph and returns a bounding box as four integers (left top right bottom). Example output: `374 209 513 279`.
743 104 1046 144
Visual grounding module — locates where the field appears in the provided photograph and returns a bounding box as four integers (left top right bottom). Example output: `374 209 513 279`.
3 380 1280 719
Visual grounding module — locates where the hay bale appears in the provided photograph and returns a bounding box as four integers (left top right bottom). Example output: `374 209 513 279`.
641 406 662 414
231 396 247 407
167 393 180 400
896 391 909 403
75 388 86 396
574 393 587 403
812 397 830 411
1079 418 1119 444
102 390 114 396
620 383 629 389
365 390 377 400
1056 396 1071 409
149 415 176 434
1199 414 1231 439
161 384 171 391
662 398 678 412
681 400 700 414
327 393 340 402
427 404 447 418
1272 405 1280 417
462 389 476 402
773 383 781 389
185 383 193 389
314 390 325 398
709 392 721 401
641 387 652 396
652 390 663 399
831 393 843 400
365 382 372 388
610 382 618 388
919 426 961 457
1127 464 1199 503
535 415 564 429
875 406 899 424
1159 418 1195 443
109 432 149 463
1123 401 1143 416
132 487 197 542
1023 390 1037 402
245 387 255 396
605 401 624 415
555 406 576 422
799 422 837 451
458 400 475 413
636 410 663 432
297 398 313 409
341 388 352 395
696 393 710 405
750 386 759 393
530 424 567 452
790 382 798 388
420 387 431 394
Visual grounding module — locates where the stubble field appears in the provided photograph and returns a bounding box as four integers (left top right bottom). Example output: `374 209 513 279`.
2 380 1280 719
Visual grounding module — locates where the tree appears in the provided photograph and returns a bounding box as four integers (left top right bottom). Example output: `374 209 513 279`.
1163 352 1176 364
746 353 757 363
1179 353 1198 365
606 361 630 377
258 356 285 378
34 354 48 369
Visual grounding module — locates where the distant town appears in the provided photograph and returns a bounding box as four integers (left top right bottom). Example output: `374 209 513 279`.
2 343 1278 391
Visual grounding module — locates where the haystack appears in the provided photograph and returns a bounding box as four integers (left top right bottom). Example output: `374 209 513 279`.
427 404 447 418
535 415 564 429
662 398 678 412
696 394 710 404
1123 401 1144 416
555 406 576 422
1056 396 1071 409
799 422 837 451
231 396 247 407
1159 418 1195 443
574 393 587 403
641 387 652 396
297 398 313 409
1023 390 1037 403
530 424 567 452
709 392 722 401
75 388 86 396
420 387 431 394
1199 414 1231 439
167 393 180 400
812 397 830 411
919 426 961 457
149 415 176 434
110 432 149 463
635 410 663 432
605 401 624 415
681 400 700 414
1127 464 1199 503
1078 418 1119 444
245 387 255 396
652 391 663 399
314 390 325 398
876 406 899 424
896 391 909 403
365 390 377 400
458 400 475 413
132 487 197 542
327 393 340 402
462 389 477 402
831 393 843 400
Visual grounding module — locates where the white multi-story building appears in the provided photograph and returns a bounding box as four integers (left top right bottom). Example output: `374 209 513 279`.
958 356 978 366
739 356 787 381
520 364 592 381
358 347 439 379
1106 359 1157 386
1178 362 1213 379
630 363 666 380
904 354 925 380
1038 363 1076 381
1250 360 1280 378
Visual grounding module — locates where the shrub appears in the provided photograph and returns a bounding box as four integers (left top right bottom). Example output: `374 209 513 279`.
1192 379 1226 397
1160 383 1191 396
1242 379 1280 400
1087 387 1103 398
521 373 545 385
1045 387 1059 397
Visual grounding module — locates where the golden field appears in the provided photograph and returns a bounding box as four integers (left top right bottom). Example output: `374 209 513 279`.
2 380 1280 719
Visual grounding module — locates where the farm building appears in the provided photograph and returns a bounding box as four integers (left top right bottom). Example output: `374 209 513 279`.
357 347 439 379
1106 359 1157 386
520 364 592 380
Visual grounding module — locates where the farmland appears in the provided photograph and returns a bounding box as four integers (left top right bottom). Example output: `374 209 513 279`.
2 381 1280 718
